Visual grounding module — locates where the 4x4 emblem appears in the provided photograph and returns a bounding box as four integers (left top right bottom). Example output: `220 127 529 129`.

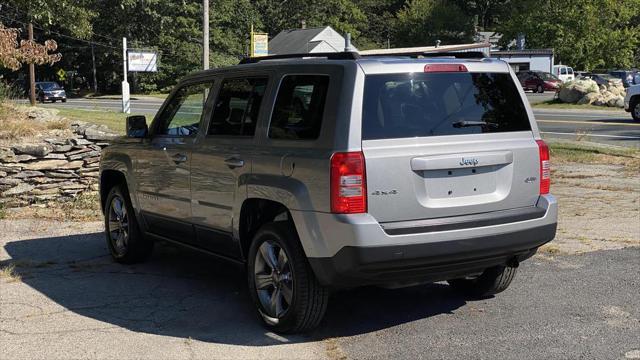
460 158 479 166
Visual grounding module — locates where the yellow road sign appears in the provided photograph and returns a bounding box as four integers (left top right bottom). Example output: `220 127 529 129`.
56 69 66 81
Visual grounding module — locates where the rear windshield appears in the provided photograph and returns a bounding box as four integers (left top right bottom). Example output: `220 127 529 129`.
362 72 531 140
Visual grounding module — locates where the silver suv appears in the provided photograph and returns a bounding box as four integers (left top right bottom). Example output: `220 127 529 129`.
99 52 557 333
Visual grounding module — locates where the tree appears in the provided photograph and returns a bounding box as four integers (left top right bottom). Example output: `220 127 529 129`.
497 0 640 70
0 22 61 71
394 0 475 47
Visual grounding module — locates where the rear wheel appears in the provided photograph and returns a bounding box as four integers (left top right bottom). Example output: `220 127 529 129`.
632 98 640 121
448 265 517 298
247 222 329 333
536 85 544 93
104 185 153 264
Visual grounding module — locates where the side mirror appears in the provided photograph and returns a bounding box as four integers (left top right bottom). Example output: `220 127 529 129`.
126 115 148 138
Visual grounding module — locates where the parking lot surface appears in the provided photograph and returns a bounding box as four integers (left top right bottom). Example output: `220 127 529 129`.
1 219 638 359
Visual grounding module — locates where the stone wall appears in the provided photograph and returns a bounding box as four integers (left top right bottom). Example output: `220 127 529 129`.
0 122 117 207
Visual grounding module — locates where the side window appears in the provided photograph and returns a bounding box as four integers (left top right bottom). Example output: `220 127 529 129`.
560 68 567 75
156 82 212 136
208 77 267 136
269 75 330 140
568 68 574 75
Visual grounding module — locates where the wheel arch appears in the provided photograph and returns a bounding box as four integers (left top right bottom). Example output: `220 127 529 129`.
238 198 300 261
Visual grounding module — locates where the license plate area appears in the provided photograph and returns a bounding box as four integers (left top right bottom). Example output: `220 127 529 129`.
423 165 498 199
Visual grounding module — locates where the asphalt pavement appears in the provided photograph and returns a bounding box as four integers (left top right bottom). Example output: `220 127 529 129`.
16 94 640 147
1 220 638 359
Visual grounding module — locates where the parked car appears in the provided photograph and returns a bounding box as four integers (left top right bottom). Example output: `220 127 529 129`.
35 81 67 103
552 65 575 82
581 73 623 87
624 84 640 121
99 52 558 333
609 70 639 88
517 71 562 93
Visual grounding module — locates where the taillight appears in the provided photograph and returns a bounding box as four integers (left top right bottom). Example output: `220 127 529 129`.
536 140 550 194
424 64 468 73
330 152 367 214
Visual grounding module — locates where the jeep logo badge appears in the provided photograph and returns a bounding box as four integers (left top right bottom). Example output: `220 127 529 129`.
460 158 479 166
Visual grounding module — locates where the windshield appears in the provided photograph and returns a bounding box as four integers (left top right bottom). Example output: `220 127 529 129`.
362 72 531 140
39 82 62 90
538 72 559 81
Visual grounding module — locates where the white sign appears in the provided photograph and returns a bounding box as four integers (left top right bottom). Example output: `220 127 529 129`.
127 50 158 72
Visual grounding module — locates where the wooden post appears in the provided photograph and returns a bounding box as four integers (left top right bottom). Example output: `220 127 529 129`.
28 23 36 106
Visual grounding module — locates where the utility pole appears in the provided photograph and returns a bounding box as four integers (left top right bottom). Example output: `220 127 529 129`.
122 37 130 114
203 0 210 70
91 44 98 94
28 23 36 106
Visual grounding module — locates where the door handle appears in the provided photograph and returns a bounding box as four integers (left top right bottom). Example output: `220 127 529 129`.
224 157 244 169
172 153 188 164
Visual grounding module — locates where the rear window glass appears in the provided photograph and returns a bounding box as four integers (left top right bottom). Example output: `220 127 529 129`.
362 72 531 140
269 75 329 140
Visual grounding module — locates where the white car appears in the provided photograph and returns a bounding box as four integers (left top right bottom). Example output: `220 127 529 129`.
552 65 575 83
624 84 640 121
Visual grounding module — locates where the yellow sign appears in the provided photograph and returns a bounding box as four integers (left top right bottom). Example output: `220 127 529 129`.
250 26 268 57
56 69 66 81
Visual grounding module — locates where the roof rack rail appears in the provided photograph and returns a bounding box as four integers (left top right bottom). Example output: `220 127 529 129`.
361 51 487 59
239 51 361 64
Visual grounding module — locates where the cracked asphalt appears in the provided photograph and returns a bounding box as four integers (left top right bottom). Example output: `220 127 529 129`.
1 219 639 359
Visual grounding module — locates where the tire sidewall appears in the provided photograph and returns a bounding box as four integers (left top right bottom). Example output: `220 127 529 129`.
632 100 640 121
247 223 303 331
104 185 148 262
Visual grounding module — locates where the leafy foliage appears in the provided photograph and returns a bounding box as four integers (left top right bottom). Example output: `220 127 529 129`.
0 23 61 71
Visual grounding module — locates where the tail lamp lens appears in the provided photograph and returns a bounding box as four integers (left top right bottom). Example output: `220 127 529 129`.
536 140 550 194
330 152 367 214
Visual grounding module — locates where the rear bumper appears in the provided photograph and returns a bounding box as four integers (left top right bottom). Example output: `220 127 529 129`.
293 195 557 288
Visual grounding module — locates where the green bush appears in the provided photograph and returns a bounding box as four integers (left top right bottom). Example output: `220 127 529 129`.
0 79 20 100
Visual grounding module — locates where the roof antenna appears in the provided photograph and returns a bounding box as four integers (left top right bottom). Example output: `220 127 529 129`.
344 33 355 52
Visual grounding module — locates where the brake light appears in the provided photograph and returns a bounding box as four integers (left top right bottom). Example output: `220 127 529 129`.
330 152 367 214
424 64 468 73
536 140 550 194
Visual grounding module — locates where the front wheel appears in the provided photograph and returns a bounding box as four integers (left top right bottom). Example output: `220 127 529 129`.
537 85 544 93
448 265 517 298
104 185 153 264
632 99 640 121
247 222 329 334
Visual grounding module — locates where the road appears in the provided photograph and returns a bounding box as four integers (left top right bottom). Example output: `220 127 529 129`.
18 95 640 147
1 219 638 359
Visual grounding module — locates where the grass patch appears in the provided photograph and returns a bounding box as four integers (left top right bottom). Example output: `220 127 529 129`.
55 108 129 134
0 102 43 140
549 142 640 170
532 99 623 111
8 192 103 222
0 263 21 283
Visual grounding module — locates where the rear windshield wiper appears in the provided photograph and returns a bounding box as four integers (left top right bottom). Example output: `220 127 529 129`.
452 120 498 128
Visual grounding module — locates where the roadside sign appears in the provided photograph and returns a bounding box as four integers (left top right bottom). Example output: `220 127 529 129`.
56 69 66 81
127 50 158 72
251 27 268 57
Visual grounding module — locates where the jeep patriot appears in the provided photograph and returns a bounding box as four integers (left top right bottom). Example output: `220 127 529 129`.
99 51 558 333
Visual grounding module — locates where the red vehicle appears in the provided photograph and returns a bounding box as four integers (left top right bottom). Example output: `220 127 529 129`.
516 71 562 93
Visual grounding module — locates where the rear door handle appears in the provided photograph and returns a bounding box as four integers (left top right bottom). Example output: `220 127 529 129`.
224 157 244 169
172 153 188 164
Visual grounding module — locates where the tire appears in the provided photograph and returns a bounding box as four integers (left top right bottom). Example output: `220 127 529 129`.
631 98 640 122
247 222 329 334
104 184 153 264
537 85 544 93
61 99 67 103
448 265 517 298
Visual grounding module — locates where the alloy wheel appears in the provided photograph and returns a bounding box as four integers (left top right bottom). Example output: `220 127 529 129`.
254 240 294 322
108 195 129 256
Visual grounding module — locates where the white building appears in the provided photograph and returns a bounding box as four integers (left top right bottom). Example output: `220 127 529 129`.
490 49 555 73
269 26 357 55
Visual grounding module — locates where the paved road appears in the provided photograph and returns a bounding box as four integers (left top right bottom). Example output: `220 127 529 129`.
1 220 639 359
17 96 640 147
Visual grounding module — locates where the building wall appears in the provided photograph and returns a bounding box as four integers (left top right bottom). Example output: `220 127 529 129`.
491 54 554 73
